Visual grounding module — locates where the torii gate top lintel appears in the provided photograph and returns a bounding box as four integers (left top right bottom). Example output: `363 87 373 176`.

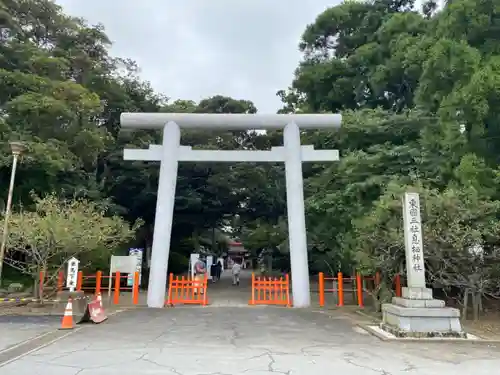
120 113 342 130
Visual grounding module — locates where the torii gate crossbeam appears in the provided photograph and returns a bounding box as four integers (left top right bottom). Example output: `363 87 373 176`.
121 113 342 308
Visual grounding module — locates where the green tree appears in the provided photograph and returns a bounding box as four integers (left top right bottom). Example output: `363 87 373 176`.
4 194 141 299
350 183 500 314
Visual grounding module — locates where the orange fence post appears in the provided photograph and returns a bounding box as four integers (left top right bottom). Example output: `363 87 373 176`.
39 271 44 298
166 272 209 306
57 271 64 291
76 271 83 291
375 271 381 287
318 272 325 307
133 272 139 305
166 273 173 305
337 272 344 307
395 274 402 297
248 273 290 307
95 271 102 295
250 273 255 305
113 272 120 305
203 273 208 306
356 273 363 308
285 274 291 307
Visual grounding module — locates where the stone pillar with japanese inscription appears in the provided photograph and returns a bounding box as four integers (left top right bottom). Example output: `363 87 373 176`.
381 192 466 338
403 192 426 293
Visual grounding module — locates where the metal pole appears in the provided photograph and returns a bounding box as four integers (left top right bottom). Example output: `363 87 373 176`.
0 152 20 284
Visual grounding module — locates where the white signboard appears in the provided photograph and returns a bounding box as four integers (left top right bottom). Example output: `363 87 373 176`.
108 255 136 296
206 255 213 277
66 257 80 292
127 248 143 286
110 255 136 273
402 192 426 288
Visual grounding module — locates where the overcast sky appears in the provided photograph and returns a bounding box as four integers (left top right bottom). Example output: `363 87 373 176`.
54 1 338 113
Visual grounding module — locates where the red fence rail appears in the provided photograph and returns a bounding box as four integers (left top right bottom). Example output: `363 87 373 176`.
38 270 140 305
318 272 402 308
249 273 291 307
166 274 208 306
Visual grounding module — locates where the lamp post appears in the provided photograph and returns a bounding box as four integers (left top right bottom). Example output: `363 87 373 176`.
0 142 25 285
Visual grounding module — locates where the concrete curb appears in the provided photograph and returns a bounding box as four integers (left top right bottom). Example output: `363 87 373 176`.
355 309 500 343
300 307 500 344
359 324 500 344
313 308 499 343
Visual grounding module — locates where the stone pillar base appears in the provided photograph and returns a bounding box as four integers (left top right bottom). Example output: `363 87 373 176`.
381 287 466 338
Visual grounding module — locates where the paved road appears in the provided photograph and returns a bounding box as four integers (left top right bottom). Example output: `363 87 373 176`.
1 271 499 374
0 315 60 352
205 268 253 306
1 305 499 375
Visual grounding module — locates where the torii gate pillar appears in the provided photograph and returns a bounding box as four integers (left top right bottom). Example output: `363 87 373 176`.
148 122 180 308
283 122 310 306
121 113 342 308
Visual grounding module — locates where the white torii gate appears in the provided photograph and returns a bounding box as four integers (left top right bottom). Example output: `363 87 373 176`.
121 113 342 308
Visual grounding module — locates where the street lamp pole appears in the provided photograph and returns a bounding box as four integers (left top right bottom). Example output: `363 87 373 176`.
0 142 25 285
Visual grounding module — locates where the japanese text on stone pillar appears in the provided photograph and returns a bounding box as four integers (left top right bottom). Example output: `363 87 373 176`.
403 192 426 288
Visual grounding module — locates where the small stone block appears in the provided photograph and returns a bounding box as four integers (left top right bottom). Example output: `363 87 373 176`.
425 299 445 308
402 287 433 300
393 297 425 308
382 303 460 318
7 283 24 293
392 297 445 308
381 303 464 335
450 317 463 332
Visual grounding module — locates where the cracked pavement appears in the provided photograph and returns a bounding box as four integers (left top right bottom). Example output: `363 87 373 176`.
1 305 499 375
2 272 500 374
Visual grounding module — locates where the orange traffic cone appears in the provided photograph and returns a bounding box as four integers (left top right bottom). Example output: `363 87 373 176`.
59 298 75 330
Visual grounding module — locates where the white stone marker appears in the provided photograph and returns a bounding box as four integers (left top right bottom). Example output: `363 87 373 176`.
66 257 79 292
381 191 464 337
402 192 426 289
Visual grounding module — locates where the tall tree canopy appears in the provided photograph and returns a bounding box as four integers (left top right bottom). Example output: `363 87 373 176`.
275 0 500 304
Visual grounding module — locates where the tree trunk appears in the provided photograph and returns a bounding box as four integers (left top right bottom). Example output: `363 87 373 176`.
192 229 200 253
472 292 482 321
462 289 469 320
35 264 47 304
267 253 273 273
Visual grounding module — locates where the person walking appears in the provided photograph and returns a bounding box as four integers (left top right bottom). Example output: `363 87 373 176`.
210 262 217 283
231 261 241 286
194 257 206 294
216 260 222 281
